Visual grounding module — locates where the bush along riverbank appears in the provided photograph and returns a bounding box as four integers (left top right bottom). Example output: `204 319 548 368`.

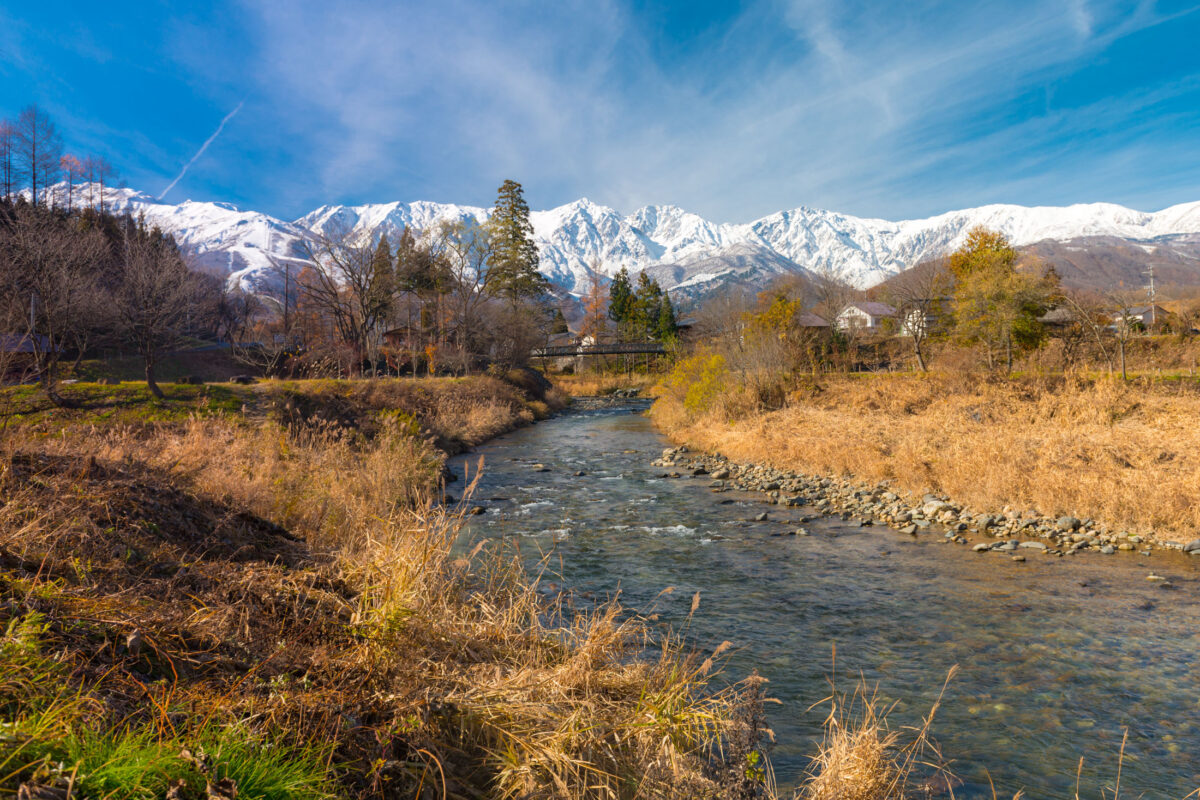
652 445 1200 565
0 372 770 800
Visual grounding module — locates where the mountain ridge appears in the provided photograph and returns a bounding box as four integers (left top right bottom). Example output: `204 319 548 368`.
41 183 1200 297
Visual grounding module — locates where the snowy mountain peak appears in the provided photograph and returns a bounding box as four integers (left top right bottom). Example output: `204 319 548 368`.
37 181 1200 299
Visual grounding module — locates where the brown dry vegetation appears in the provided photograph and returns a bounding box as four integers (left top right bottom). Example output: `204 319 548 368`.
549 372 661 398
0 374 763 799
653 363 1200 543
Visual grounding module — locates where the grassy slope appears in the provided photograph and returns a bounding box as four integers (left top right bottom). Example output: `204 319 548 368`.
0 375 766 800
652 366 1200 544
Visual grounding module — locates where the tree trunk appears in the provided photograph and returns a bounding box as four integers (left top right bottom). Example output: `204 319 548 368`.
145 359 164 399
1119 339 1127 381
41 370 68 408
913 339 927 372
1006 336 1013 372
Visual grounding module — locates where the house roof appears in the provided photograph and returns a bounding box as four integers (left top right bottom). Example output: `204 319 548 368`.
795 312 829 327
0 334 49 354
1123 305 1168 316
842 302 897 317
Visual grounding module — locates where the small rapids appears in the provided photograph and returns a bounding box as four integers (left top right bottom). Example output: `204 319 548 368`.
451 402 1200 798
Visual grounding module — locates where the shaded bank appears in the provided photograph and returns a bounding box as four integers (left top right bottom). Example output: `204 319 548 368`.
0 375 765 799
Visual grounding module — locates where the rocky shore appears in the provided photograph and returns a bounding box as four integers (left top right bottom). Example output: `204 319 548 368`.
652 445 1200 563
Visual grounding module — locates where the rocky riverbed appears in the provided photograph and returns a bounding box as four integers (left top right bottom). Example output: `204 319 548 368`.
652 445 1200 566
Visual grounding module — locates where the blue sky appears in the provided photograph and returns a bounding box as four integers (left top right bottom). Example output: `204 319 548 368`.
2 0 1198 222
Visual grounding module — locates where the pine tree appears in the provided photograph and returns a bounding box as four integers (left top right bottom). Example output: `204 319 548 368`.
550 308 569 334
487 179 547 300
656 292 677 341
370 236 394 314
608 267 633 328
632 272 663 339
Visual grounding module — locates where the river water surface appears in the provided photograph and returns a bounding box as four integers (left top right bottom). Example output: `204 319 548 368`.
450 402 1200 798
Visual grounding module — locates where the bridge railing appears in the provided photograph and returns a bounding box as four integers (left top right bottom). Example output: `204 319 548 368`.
531 342 666 357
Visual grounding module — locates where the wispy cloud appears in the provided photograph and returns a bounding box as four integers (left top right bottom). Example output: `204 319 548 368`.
180 0 1200 220
158 100 245 200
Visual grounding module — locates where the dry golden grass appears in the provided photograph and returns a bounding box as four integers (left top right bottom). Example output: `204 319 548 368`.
550 372 661 398
654 365 1200 543
797 668 954 800
0 376 759 799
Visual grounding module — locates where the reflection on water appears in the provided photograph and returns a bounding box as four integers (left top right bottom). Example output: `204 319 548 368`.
450 403 1200 798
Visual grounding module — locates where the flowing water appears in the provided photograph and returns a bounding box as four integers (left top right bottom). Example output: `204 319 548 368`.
449 402 1200 798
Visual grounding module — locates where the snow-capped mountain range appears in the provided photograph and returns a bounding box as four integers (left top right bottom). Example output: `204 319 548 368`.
59 183 1200 297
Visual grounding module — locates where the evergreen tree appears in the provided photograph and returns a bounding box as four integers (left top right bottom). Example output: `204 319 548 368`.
656 291 677 341
608 266 633 327
550 307 569 334
487 179 547 300
632 272 663 338
370 236 394 312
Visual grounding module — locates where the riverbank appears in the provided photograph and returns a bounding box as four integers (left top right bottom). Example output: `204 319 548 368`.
652 444 1196 566
651 366 1200 552
0 374 762 799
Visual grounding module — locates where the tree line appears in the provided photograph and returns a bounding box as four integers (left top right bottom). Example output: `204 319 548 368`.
0 102 571 400
231 179 559 377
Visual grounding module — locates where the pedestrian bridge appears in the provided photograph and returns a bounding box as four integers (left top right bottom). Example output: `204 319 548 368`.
531 341 666 358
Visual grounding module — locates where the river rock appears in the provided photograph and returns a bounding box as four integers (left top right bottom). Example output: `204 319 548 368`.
755 512 769 522
1183 538 1200 553
711 468 731 480
1100 545 1116 555
900 524 918 536
1058 516 1081 531
1012 555 1026 562
1019 541 1047 551
972 543 992 552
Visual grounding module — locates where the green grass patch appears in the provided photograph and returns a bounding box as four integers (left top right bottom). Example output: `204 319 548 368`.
0 382 253 429
0 611 335 800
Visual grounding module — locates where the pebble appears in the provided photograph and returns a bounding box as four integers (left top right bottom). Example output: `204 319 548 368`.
1012 555 1026 562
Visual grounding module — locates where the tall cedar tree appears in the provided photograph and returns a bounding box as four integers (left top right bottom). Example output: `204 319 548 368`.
370 237 394 314
487 180 548 300
656 292 678 341
608 267 633 329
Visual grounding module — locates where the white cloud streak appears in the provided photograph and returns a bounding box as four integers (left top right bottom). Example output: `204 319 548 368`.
158 100 245 200
222 0 1199 220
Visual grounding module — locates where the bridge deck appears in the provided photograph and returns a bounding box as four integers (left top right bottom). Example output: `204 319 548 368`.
532 342 666 357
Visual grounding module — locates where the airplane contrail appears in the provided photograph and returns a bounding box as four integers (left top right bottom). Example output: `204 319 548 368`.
158 101 245 200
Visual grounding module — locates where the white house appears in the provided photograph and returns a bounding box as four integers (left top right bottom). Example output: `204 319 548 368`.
1110 304 1169 331
835 302 897 332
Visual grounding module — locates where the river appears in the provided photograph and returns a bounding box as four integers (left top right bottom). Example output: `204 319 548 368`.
449 401 1200 798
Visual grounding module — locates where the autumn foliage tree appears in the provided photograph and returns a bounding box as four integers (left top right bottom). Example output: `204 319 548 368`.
949 227 1059 371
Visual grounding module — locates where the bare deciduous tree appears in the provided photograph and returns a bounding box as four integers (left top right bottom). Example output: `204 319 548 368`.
0 119 15 200
14 105 63 206
298 225 394 374
0 203 110 405
882 259 952 372
112 230 200 398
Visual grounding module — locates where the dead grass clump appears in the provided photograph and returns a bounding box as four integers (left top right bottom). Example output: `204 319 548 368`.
798 668 955 800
